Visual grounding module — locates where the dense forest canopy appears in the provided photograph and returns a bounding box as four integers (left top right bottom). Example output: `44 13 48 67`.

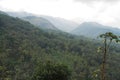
0 12 120 80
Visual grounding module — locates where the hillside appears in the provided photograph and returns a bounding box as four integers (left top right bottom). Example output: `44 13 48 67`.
6 11 78 32
41 15 79 32
22 16 58 30
71 22 120 38
0 12 120 80
6 11 34 17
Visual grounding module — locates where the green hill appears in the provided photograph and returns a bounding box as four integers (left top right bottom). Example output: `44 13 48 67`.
0 12 120 80
22 16 58 30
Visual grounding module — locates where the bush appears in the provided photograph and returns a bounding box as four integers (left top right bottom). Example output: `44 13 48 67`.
31 61 72 80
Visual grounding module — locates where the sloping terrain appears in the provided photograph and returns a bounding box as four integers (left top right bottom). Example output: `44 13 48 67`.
0 12 120 80
22 16 58 30
72 22 120 38
42 15 79 32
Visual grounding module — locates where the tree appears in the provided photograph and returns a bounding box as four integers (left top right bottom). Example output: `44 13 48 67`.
99 32 120 80
31 61 72 80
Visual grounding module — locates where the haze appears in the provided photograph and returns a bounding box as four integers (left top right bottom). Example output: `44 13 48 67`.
0 0 120 28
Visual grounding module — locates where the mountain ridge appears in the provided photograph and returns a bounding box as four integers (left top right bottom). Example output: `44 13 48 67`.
0 11 120 80
5 11 120 38
71 22 120 38
6 11 79 32
41 15 79 32
22 16 58 30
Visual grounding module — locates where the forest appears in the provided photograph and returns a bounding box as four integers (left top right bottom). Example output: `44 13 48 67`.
0 12 120 80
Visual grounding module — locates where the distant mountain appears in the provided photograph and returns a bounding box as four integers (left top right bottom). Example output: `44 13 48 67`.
0 11 8 15
6 11 34 17
39 16 79 32
71 22 120 38
6 11 78 32
1 11 120 80
22 16 58 30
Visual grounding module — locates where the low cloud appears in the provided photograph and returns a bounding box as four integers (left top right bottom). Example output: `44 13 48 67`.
74 0 120 3
38 0 59 1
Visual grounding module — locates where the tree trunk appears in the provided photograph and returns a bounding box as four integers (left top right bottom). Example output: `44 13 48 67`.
101 38 107 80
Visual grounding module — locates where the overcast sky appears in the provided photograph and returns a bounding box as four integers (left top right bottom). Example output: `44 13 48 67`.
0 0 120 28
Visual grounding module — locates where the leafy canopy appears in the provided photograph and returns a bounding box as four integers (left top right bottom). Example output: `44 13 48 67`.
31 61 72 80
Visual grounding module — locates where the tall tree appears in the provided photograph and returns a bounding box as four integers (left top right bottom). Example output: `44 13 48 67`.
99 32 120 80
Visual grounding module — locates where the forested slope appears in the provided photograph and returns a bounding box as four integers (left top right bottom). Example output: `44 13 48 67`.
0 13 120 80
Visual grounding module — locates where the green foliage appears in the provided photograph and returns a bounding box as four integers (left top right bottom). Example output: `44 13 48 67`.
100 32 120 43
99 32 120 80
0 13 120 80
32 61 71 80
